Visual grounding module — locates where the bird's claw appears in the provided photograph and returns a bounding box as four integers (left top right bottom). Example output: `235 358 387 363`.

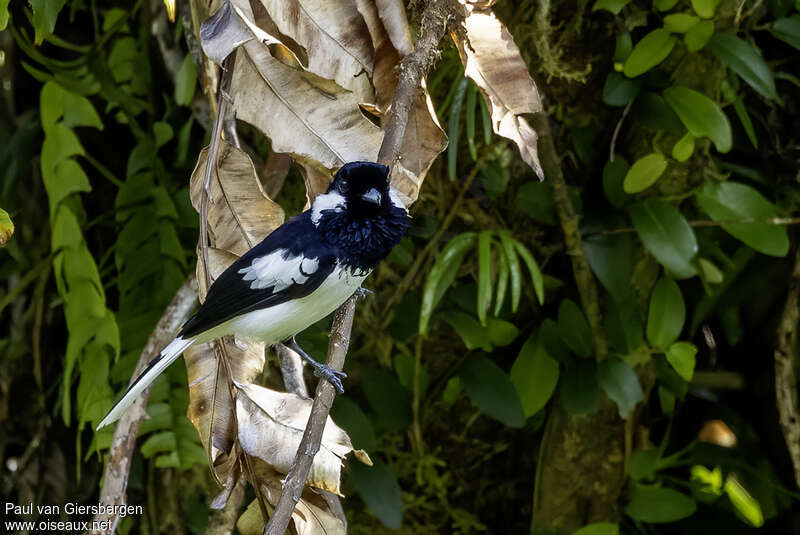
354 287 373 300
311 364 347 393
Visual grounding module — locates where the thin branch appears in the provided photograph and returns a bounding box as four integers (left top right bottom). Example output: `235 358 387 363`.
775 246 800 488
531 112 608 359
263 2 460 533
89 278 198 535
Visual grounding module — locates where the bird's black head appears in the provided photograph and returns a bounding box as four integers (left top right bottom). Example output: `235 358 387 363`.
312 161 410 270
327 161 391 218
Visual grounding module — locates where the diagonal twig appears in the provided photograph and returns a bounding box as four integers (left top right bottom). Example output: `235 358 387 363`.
263 2 460 533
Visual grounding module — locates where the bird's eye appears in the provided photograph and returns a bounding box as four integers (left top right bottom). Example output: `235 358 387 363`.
338 179 350 193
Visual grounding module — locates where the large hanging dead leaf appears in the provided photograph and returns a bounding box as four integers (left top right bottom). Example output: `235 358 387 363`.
454 9 544 180
190 142 285 257
236 382 371 495
237 491 346 535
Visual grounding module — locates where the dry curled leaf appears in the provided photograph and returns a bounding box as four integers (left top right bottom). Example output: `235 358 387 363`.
454 9 544 180
236 382 370 495
190 141 285 257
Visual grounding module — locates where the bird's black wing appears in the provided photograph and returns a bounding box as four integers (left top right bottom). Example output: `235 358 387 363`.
180 213 337 338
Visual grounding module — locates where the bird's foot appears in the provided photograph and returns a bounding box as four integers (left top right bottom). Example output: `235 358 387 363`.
289 337 346 393
354 287 373 300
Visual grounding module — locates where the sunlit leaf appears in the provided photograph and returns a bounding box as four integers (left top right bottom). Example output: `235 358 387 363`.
510 332 559 417
646 277 686 350
623 153 667 194
419 233 476 334
665 341 696 381
623 29 676 78
663 86 732 153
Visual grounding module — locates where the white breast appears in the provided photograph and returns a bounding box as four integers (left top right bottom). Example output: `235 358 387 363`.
194 264 368 345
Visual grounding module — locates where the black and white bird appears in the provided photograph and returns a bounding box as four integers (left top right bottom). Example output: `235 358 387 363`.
97 161 410 429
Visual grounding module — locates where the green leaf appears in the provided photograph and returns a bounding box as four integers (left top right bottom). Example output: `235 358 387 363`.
174 54 197 106
625 486 697 522
0 208 13 246
602 157 630 208
630 449 660 480
613 33 633 63
445 310 492 351
655 0 679 10
510 332 560 417
623 153 668 193
691 0 720 18
605 297 645 353
477 231 492 325
513 239 545 305
331 397 377 452
696 181 789 256
684 20 714 52
486 319 520 347
724 477 764 527
584 232 634 302
515 181 557 224
362 369 412 431
419 233 476 334
698 258 724 283
350 460 403 530
393 353 429 394
574 522 619 535
442 377 462 405
41 124 84 173
603 72 642 107
0 0 9 31
153 122 174 148
663 86 732 152
43 160 92 216
597 358 643 418
707 33 777 100
448 77 469 181
623 29 677 78
592 0 632 14
465 82 478 160
665 341 697 380
646 277 686 349
494 247 509 316
459 355 525 427
672 132 695 162
663 13 700 33
558 299 593 358
561 360 600 416
732 98 758 149
629 199 698 278
29 0 67 44
771 16 800 50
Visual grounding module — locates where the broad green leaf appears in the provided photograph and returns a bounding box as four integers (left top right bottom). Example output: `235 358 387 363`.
592 0 632 14
655 0 680 10
175 55 198 106
603 72 642 107
663 14 700 33
584 232 634 301
419 233 476 334
494 247 509 316
558 299 593 358
691 0 720 18
29 0 67 44
646 277 686 349
597 358 644 418
448 77 469 181
626 486 697 522
486 319 520 347
513 239 544 305
623 29 677 78
630 449 660 480
154 122 174 148
623 153 667 193
772 16 800 50
0 0 8 31
696 181 789 256
362 369 412 431
442 377 462 405
393 353 429 395
44 160 92 216
698 258 724 283
541 318 571 362
659 386 676 414
445 310 492 351
663 86 732 152
665 341 696 380
629 199 698 278
707 33 777 100
510 332 560 417
684 20 714 52
613 33 633 63
574 522 619 535
631 92 684 133
459 355 525 427
672 132 695 162
602 157 630 208
724 476 764 527
331 397 377 452
514 181 557 224
477 231 492 325
561 360 600 416
0 208 14 246
41 124 84 173
605 297 645 353
350 460 403 530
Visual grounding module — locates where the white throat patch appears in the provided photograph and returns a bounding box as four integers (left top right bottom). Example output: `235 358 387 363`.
311 191 346 226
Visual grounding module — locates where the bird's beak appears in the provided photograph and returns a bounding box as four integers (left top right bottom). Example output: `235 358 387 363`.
361 188 382 206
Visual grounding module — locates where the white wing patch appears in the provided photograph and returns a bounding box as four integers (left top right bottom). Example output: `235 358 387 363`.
389 187 409 211
311 190 346 225
238 249 320 291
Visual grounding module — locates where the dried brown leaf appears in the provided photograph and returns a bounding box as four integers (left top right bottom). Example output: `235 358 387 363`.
235 382 363 495
454 10 544 180
189 141 285 256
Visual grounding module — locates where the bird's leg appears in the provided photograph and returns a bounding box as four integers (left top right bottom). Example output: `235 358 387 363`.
354 287 373 300
289 336 346 393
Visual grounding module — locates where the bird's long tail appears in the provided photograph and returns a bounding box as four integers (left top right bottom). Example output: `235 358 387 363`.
96 336 194 430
